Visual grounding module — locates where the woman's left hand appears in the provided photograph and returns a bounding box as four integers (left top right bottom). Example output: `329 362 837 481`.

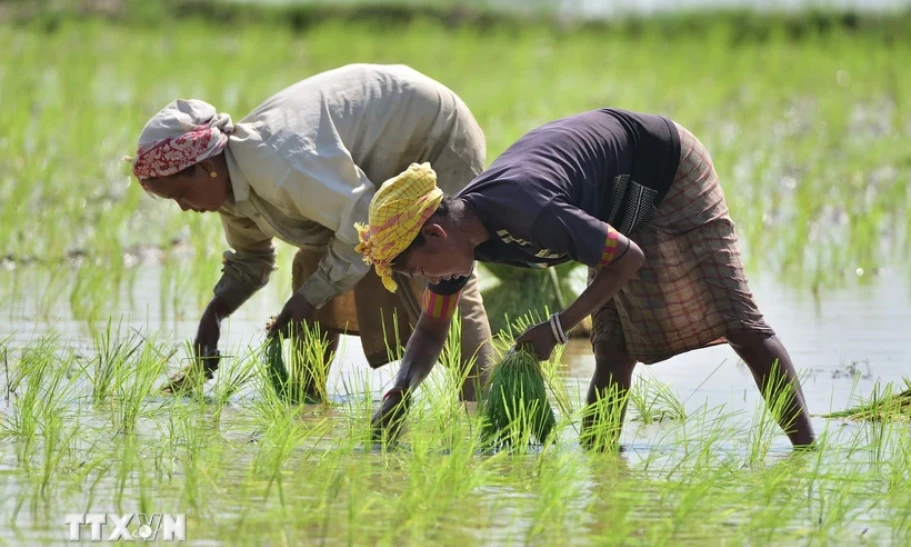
516 320 559 361
371 388 412 442
268 292 316 338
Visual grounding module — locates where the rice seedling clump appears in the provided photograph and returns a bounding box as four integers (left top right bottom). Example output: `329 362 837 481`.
262 322 332 405
482 346 556 448
823 380 911 421
264 335 292 402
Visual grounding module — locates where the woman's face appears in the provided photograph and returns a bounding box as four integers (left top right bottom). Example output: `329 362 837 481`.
142 160 230 213
392 223 475 285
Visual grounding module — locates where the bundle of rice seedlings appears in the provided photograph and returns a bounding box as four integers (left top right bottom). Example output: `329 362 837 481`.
263 321 331 405
481 346 556 449
823 381 911 421
264 335 292 402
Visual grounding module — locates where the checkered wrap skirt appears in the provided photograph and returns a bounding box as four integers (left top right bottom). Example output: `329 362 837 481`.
590 122 774 364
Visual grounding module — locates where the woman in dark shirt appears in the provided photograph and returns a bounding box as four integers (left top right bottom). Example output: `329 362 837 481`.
358 108 815 448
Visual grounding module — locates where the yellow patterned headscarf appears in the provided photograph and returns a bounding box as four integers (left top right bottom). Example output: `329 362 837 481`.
355 162 443 293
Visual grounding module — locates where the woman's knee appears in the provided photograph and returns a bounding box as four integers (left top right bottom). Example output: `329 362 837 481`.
593 342 633 365
726 330 774 352
593 343 636 382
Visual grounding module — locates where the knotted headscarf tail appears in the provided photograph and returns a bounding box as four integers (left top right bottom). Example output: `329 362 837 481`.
355 162 443 293
126 99 234 180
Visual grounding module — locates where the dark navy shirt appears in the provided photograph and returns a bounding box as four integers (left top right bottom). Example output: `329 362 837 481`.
431 108 680 296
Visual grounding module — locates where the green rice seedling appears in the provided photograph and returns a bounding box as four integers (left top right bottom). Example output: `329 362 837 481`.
210 346 257 424
540 344 573 416
381 410 493 542
426 314 482 446
34 376 82 505
69 257 128 324
248 402 318 508
436 313 477 397
336 367 387 448
263 321 333 405
1 344 9 405
747 360 799 466
823 379 911 421
1 336 65 459
113 434 140 508
106 335 170 436
287 322 334 404
85 318 143 407
481 346 556 450
523 453 587 544
31 271 66 323
579 382 629 453
0 337 84 511
480 311 569 450
380 308 406 364
659 400 735 467
263 335 289 402
628 375 687 423
180 336 226 391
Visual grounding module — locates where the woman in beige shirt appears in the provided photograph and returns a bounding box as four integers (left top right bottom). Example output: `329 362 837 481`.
128 64 493 401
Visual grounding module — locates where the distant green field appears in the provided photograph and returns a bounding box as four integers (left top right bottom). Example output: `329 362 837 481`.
1 13 908 294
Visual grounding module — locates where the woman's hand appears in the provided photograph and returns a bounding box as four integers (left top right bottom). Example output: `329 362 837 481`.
516 320 559 361
371 389 412 442
161 346 220 395
268 292 316 338
162 300 224 394
368 313 451 442
194 304 222 358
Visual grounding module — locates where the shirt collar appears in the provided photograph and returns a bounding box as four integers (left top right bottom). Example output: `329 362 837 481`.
224 145 251 204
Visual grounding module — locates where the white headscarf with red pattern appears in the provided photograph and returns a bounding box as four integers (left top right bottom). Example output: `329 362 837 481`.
128 99 233 180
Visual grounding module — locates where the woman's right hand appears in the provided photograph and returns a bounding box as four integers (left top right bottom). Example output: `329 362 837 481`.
194 303 222 360
371 388 412 442
161 299 225 394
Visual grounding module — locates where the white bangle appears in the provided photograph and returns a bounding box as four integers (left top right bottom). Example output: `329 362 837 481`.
556 314 568 344
548 316 562 344
549 313 568 345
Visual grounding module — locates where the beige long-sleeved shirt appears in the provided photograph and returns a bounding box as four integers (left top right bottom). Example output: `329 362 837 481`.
213 64 484 310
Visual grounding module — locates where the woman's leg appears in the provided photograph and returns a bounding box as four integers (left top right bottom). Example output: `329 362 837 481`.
727 332 815 447
581 342 637 451
456 271 494 402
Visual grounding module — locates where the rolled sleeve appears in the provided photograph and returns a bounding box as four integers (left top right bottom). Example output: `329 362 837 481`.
214 208 277 310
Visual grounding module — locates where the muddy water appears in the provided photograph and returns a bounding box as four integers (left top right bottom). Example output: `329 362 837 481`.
1 264 910 544
2 264 909 422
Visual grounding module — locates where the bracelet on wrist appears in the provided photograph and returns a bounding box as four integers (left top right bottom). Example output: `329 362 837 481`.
549 313 569 345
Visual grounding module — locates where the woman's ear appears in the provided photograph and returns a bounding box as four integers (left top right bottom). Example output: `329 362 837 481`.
421 223 448 240
195 159 216 178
